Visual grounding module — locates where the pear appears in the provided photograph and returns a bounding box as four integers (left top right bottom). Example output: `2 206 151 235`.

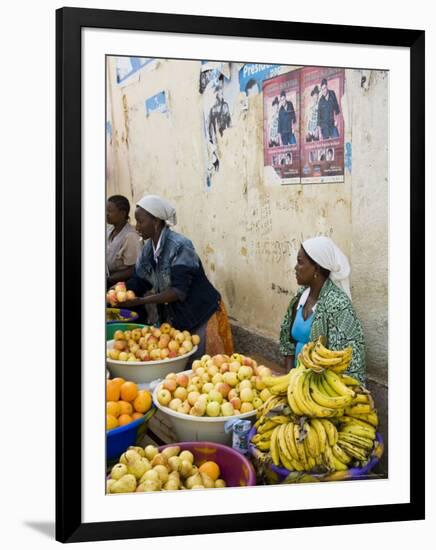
151 453 168 468
111 474 137 493
215 479 226 488
137 479 162 492
106 479 116 493
127 457 151 480
127 446 146 457
120 449 141 465
168 471 181 485
153 465 169 484
161 446 181 459
163 479 180 491
139 468 160 484
168 456 182 473
191 485 205 490
179 460 193 479
184 472 202 489
200 472 215 488
110 463 128 480
179 450 194 464
144 445 158 461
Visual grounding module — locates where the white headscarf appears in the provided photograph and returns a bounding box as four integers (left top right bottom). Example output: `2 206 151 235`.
302 236 352 299
136 195 177 226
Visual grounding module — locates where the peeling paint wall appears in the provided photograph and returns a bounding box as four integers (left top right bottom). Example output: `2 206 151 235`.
106 58 388 383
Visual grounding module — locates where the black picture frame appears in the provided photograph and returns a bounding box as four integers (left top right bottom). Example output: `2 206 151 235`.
56 7 425 543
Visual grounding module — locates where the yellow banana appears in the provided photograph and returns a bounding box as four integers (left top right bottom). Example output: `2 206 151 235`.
340 374 360 386
338 432 374 450
304 421 320 458
332 443 352 465
310 348 344 367
319 375 340 397
302 371 342 418
345 404 373 416
324 444 348 471
350 394 371 405
294 423 309 470
319 419 338 446
340 415 377 433
255 440 271 451
277 424 294 464
300 342 325 373
310 418 327 453
270 426 281 466
340 423 376 440
285 422 300 462
337 440 368 461
323 369 356 397
346 411 379 427
314 337 352 359
262 371 292 388
309 373 353 409
291 369 313 416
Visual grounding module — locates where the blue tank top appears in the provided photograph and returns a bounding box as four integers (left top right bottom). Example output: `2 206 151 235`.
291 306 314 367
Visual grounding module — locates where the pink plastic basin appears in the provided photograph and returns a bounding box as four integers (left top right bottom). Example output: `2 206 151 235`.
159 441 256 487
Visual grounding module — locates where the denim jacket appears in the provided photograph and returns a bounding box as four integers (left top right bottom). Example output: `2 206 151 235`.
126 227 220 331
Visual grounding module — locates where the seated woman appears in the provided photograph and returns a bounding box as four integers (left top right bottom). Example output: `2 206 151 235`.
106 195 141 288
121 194 233 358
279 236 366 384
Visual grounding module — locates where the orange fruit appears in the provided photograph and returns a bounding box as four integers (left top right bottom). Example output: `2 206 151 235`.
199 461 220 481
133 390 152 413
118 400 133 415
132 412 144 420
106 401 121 418
106 414 119 430
120 381 138 402
106 380 120 402
111 377 126 390
118 414 133 426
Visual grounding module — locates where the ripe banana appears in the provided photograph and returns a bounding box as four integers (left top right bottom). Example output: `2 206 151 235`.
314 336 352 360
304 421 320 458
310 348 343 367
324 443 348 471
301 370 343 418
255 440 271 451
319 418 338 446
262 371 292 388
338 432 374 450
293 423 310 470
340 374 360 386
309 418 327 453
323 369 356 398
332 443 353 465
346 411 379 427
340 423 376 440
345 403 373 416
285 422 301 462
270 426 281 466
340 415 377 433
309 373 353 409
337 439 368 461
300 342 325 373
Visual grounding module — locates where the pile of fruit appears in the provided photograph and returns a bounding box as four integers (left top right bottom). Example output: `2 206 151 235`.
107 445 226 493
106 378 153 430
107 282 136 306
155 353 274 417
252 337 380 473
107 323 200 362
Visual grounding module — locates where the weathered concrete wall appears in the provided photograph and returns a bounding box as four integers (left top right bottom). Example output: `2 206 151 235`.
106 58 388 385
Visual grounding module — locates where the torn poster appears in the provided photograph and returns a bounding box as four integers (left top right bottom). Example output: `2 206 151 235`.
145 91 168 116
263 70 301 185
239 63 282 96
115 57 158 86
200 61 230 94
300 67 345 183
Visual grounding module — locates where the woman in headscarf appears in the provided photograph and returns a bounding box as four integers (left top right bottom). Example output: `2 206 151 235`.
120 194 233 358
106 195 141 288
279 236 366 384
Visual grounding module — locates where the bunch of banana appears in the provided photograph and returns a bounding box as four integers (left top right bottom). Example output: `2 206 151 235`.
299 336 353 375
260 370 293 396
287 364 355 418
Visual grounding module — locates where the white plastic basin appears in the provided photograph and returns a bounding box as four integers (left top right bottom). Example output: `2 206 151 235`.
152 372 257 445
106 340 198 384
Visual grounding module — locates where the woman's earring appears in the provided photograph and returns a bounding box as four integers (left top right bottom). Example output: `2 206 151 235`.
314 273 318 279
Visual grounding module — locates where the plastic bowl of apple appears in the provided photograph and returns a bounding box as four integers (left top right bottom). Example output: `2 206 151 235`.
152 354 275 445
106 323 199 384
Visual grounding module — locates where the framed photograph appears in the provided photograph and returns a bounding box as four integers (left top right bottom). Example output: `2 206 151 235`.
56 7 425 543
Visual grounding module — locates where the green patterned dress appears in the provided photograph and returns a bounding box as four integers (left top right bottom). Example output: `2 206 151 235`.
279 278 366 384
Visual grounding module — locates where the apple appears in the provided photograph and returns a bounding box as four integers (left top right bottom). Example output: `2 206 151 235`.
229 361 240 373
186 384 197 393
207 390 223 404
200 355 211 363
237 366 253 380
157 388 172 406
165 372 177 380
169 398 182 411
168 351 178 358
206 401 221 417
126 290 136 301
177 347 187 356
116 291 127 302
228 388 239 401
253 397 263 410
118 351 129 361
160 348 169 359
141 327 150 336
222 372 238 387
130 343 140 354
160 323 171 334
202 382 214 394
176 373 189 388
151 328 162 339
238 380 252 391
219 363 230 374
221 402 235 417
240 388 254 402
168 340 180 352
196 367 205 377
191 376 203 391
230 397 241 410
192 360 202 371
240 402 254 413
207 365 219 377
200 373 210 384
149 349 162 360
243 357 253 366
131 329 142 341
190 400 207 416
146 335 158 345
258 366 272 378
211 373 224 385
158 336 170 349
215 383 231 398
174 387 188 401
177 401 191 415
187 391 200 406
192 335 200 346
124 330 132 340
114 340 127 351
231 353 243 363
163 379 177 392
139 337 148 349
108 349 120 360
113 330 125 341
212 354 225 367
174 332 185 343
254 376 266 391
